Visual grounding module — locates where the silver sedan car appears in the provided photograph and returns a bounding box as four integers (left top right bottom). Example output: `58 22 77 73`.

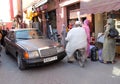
4 28 66 70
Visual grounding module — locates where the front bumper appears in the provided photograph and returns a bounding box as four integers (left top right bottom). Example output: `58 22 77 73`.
23 52 66 65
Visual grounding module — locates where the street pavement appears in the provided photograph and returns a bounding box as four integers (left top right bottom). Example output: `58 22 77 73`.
0 47 120 84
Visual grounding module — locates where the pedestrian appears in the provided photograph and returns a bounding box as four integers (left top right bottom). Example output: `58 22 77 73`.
6 27 9 32
0 27 7 47
82 19 90 58
0 26 3 63
68 23 73 31
102 14 116 64
61 24 67 48
65 21 87 63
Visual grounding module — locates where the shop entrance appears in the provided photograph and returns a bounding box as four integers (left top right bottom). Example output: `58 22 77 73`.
46 9 57 39
47 10 57 30
67 3 80 29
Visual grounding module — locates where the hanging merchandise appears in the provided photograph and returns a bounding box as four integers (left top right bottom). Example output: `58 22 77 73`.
24 10 27 14
36 7 40 12
26 12 29 19
25 6 34 20
34 12 38 16
29 11 33 17
32 5 36 12
43 5 48 10
29 17 33 20
26 11 33 20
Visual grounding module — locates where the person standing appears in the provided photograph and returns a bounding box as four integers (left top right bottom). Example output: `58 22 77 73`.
0 27 7 47
0 26 2 63
102 15 116 64
82 19 90 57
61 24 67 48
65 21 87 62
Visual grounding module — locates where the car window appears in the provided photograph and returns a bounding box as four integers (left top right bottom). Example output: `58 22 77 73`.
8 31 15 41
16 30 32 39
15 29 43 41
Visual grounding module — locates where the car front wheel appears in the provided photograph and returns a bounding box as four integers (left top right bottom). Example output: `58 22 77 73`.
17 55 26 70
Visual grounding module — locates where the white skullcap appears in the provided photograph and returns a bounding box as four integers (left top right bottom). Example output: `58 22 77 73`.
75 21 81 25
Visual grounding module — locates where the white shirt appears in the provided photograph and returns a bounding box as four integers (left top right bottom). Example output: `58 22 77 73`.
65 26 87 57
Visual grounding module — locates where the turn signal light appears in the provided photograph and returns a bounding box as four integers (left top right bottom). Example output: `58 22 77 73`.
24 52 29 59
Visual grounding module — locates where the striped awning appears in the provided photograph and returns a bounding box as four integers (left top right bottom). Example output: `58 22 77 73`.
23 0 48 11
80 0 120 15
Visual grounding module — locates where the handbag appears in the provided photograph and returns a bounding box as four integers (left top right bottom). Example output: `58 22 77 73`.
108 27 119 38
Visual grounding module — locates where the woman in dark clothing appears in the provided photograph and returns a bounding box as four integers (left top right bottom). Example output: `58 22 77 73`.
0 28 7 47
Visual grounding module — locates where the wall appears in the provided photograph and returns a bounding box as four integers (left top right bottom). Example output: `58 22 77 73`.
17 0 22 15
56 0 80 34
9 0 14 19
56 6 67 34
47 0 57 11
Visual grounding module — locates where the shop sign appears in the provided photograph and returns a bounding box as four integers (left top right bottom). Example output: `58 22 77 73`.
69 9 80 19
35 0 48 8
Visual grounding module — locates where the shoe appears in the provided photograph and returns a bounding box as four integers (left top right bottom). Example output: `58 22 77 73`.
67 56 75 63
111 61 115 64
99 60 103 63
103 61 107 64
67 60 73 63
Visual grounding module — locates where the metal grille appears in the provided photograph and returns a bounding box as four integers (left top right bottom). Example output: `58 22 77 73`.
40 47 57 57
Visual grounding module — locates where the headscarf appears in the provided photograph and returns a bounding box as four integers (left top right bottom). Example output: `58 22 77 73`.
107 18 115 28
74 21 82 27
84 19 89 26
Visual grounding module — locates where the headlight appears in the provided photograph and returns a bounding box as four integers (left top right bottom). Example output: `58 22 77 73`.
26 51 39 59
56 46 64 53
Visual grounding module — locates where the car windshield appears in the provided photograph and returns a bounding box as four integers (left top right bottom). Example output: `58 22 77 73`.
15 29 44 41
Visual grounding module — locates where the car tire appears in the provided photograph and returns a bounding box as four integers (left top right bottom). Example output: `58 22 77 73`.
17 55 26 70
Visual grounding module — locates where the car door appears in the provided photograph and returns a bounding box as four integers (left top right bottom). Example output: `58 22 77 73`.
5 31 13 54
6 31 16 57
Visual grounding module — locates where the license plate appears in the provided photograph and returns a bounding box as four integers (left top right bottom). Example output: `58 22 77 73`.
43 56 57 63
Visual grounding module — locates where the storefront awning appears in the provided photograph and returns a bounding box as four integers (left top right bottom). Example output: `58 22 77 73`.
34 0 48 8
80 0 120 15
23 0 48 11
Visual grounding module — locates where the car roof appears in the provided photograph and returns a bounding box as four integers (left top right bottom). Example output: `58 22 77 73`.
9 28 38 32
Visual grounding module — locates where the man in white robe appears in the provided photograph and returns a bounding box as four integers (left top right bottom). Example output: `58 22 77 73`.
65 21 87 62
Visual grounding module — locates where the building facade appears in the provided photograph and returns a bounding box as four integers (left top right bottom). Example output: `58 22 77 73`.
22 0 93 36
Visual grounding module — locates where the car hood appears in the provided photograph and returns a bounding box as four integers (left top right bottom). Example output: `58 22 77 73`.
16 39 58 51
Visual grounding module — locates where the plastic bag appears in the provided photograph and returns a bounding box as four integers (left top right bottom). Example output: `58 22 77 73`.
97 33 105 43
